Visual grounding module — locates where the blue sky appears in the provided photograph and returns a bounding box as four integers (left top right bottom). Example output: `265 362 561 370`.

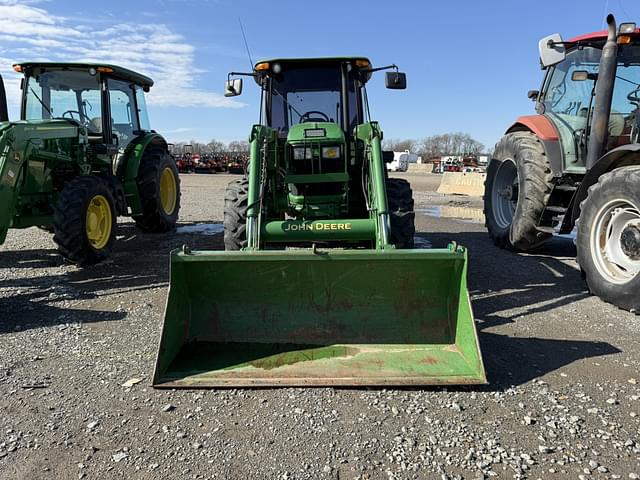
1 0 639 150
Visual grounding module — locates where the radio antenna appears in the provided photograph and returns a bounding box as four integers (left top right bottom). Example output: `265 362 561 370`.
238 18 254 70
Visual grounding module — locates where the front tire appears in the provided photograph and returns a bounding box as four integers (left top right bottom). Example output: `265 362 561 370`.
577 166 640 312
133 147 181 233
223 178 249 250
386 178 415 249
484 132 554 250
53 176 116 266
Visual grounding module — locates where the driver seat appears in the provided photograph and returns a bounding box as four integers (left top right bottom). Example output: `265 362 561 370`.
89 117 103 134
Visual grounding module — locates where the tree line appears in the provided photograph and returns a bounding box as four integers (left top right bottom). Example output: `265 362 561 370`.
382 132 488 158
171 139 250 154
172 132 488 158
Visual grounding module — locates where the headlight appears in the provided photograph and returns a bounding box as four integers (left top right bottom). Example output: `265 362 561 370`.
322 146 340 159
293 147 312 160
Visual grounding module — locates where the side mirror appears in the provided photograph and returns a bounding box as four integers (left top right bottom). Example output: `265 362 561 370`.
224 78 243 97
538 33 566 67
527 90 539 101
385 71 406 90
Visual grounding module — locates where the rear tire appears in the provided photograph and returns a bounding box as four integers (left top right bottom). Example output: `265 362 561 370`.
133 147 181 233
53 176 116 266
484 132 554 250
576 166 640 312
224 178 249 250
386 178 415 249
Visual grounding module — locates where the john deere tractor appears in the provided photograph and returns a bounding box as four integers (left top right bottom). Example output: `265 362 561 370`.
153 57 485 388
485 16 640 311
0 62 180 266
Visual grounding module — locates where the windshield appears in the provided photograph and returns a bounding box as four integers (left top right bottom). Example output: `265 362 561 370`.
542 44 640 129
266 64 359 135
25 69 103 134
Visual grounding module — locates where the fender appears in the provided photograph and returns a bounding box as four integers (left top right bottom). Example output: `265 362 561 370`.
117 132 167 216
506 115 559 141
506 115 564 176
570 143 640 224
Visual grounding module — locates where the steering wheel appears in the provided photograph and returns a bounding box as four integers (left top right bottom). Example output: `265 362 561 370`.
62 110 82 121
628 87 640 106
62 110 95 131
299 110 330 123
550 81 567 109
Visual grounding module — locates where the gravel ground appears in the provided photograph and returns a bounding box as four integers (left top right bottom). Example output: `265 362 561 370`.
1 172 639 480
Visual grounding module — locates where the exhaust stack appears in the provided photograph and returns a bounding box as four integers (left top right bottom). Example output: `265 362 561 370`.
586 14 618 169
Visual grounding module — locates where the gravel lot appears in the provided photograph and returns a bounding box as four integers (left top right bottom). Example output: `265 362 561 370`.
1 172 639 480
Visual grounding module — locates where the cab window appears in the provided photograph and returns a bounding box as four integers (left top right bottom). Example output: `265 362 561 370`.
542 47 600 121
24 69 101 131
80 89 102 135
108 79 138 146
135 86 151 131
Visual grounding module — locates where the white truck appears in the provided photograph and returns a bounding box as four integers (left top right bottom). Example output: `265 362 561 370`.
386 150 417 172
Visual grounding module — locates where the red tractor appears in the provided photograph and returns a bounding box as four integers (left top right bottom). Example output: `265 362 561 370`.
485 16 640 311
175 144 195 173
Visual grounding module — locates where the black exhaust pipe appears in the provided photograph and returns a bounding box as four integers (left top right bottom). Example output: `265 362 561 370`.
0 74 8 122
586 14 618 170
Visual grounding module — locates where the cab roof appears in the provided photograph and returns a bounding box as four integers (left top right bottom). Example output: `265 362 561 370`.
254 57 372 69
14 62 154 87
567 28 640 43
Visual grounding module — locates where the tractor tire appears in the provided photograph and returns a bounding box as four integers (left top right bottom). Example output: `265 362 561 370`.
224 178 249 251
576 166 640 312
484 132 554 250
133 147 180 233
386 177 415 249
53 176 117 266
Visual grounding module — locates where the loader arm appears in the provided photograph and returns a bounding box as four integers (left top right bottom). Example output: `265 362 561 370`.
356 121 391 249
0 124 20 244
245 124 277 250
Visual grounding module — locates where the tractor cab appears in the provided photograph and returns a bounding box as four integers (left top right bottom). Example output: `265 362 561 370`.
225 57 406 220
15 62 153 150
256 58 368 137
534 25 640 172
227 57 405 135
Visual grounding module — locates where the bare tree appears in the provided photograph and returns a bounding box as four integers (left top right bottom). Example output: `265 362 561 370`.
419 132 484 158
382 138 417 152
227 140 250 153
207 139 227 153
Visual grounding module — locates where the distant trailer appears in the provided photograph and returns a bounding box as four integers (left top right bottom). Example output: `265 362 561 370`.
387 150 417 172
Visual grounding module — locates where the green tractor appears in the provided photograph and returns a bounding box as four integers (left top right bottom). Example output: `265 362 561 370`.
154 57 485 388
0 62 180 266
485 15 640 312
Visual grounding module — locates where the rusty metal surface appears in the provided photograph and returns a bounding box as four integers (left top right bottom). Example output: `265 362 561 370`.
153 248 485 388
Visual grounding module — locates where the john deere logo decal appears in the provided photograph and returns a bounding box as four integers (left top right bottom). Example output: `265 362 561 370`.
284 222 352 232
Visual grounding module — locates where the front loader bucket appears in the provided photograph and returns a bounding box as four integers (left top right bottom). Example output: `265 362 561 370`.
153 247 485 387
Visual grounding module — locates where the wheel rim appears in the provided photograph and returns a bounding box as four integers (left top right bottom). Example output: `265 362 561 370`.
85 195 112 250
159 167 177 215
590 198 640 285
491 158 519 229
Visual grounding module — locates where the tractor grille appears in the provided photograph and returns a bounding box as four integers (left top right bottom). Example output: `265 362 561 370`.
290 183 344 196
289 145 344 174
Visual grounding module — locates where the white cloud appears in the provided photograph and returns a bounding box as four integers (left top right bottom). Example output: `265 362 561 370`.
0 1 243 110
163 127 193 134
